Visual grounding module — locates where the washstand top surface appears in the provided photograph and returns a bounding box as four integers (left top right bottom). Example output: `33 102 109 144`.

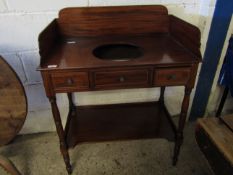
38 5 201 70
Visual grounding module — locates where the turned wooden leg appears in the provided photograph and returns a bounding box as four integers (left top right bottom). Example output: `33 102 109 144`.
216 87 229 118
49 96 72 174
173 86 192 165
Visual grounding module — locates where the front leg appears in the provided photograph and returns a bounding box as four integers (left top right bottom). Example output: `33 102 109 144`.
173 86 192 165
49 96 72 174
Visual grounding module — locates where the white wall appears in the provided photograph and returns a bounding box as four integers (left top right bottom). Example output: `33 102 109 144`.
0 0 216 133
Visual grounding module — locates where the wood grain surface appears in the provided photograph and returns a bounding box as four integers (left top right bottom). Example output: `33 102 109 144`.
222 114 233 131
169 15 201 57
66 102 175 148
58 5 169 37
38 34 200 70
0 56 27 146
197 117 233 166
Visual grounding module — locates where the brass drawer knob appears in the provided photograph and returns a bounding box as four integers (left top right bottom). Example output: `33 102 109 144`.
119 76 125 82
67 78 74 85
167 74 176 80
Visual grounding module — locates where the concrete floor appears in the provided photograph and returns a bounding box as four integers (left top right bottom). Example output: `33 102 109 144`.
0 122 214 175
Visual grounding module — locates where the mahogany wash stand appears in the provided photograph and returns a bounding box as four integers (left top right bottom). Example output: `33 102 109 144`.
38 5 201 174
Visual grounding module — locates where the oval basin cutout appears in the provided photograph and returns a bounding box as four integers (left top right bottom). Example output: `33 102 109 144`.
93 43 143 61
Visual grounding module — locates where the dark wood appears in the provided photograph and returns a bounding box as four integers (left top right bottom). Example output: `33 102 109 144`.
38 35 200 71
196 117 233 175
154 67 191 86
65 93 76 138
93 67 152 90
49 97 72 174
159 86 165 104
66 102 175 148
51 71 89 92
220 114 233 132
0 56 27 146
38 5 201 174
169 15 201 58
173 87 192 165
38 20 59 65
216 87 229 118
58 5 169 37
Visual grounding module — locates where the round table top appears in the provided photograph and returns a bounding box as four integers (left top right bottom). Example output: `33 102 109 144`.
0 56 27 146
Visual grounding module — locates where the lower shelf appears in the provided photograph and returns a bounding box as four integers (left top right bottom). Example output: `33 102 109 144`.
65 102 176 148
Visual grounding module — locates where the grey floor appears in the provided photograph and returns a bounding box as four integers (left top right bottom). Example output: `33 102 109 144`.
0 122 214 175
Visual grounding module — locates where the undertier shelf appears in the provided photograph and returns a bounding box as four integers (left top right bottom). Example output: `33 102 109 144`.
65 102 176 148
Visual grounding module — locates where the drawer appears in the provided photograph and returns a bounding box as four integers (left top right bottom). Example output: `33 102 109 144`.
51 72 89 92
93 69 151 89
154 68 190 86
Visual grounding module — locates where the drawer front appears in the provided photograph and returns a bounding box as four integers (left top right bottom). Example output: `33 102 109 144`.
93 69 151 89
51 72 89 92
154 68 190 86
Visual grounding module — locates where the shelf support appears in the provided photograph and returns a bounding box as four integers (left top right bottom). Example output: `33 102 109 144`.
68 93 76 113
159 86 165 105
65 93 77 138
